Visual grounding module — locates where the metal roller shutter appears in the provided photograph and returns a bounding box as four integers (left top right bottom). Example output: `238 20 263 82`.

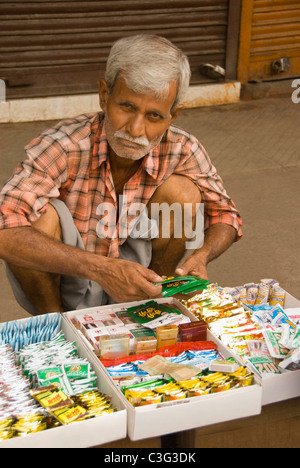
0 0 230 99
238 0 300 83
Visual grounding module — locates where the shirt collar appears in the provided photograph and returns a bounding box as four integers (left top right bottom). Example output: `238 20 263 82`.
142 130 168 179
141 145 160 179
91 113 109 171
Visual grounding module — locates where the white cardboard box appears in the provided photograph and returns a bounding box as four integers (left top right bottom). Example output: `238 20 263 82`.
0 314 127 448
258 291 300 405
64 298 262 441
209 291 300 406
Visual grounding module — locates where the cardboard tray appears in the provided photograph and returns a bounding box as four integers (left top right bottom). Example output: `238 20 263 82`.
209 290 300 406
258 291 300 405
64 298 262 441
0 314 127 448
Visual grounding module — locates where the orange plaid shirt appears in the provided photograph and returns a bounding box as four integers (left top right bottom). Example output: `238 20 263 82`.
0 112 242 258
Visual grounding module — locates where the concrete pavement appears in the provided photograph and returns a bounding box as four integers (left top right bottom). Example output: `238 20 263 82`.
0 95 299 323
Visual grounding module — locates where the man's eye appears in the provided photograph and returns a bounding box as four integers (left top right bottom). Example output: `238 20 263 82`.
121 103 134 110
149 113 163 121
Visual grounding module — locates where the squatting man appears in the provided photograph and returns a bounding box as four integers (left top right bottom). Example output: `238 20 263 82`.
0 35 242 316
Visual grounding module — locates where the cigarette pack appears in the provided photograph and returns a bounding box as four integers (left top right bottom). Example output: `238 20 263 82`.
156 325 178 349
133 336 158 354
99 334 130 360
179 320 207 342
209 359 240 373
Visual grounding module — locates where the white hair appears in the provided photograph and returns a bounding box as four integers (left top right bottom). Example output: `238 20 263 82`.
105 35 191 108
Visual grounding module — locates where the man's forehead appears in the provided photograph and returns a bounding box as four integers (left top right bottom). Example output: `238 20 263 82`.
112 75 178 108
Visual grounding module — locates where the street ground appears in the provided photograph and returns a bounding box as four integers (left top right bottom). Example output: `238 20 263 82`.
0 95 299 322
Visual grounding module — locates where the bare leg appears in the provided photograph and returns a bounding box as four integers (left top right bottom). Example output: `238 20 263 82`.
148 175 202 277
7 205 64 315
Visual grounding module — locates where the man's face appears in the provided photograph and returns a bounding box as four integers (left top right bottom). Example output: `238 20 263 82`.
99 76 181 161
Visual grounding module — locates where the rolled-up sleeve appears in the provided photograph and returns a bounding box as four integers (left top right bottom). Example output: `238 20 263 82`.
0 135 67 230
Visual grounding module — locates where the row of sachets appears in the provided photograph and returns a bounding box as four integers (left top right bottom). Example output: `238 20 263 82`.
182 282 300 377
121 365 253 407
183 285 263 359
0 344 47 440
225 279 300 373
0 314 61 352
248 303 300 373
103 341 254 406
16 331 98 396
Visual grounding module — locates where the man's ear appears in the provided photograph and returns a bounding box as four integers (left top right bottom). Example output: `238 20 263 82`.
170 104 183 123
99 79 110 111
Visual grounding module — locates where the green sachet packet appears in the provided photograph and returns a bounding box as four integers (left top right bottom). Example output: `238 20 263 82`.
154 276 210 297
126 301 181 325
38 374 73 395
64 362 91 380
121 378 169 394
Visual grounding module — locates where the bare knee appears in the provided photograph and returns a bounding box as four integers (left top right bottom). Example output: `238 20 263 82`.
149 174 202 241
152 174 201 205
33 203 62 241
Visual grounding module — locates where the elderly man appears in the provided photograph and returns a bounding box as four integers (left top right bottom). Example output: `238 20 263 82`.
0 35 242 316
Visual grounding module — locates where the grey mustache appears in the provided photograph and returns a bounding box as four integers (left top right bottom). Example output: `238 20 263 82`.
114 131 150 147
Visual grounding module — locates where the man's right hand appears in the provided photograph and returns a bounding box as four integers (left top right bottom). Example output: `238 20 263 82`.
92 257 163 303
0 226 163 305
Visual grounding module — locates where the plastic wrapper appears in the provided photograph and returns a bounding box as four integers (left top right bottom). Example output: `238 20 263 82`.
279 349 300 371
154 276 210 297
126 301 186 329
246 356 281 377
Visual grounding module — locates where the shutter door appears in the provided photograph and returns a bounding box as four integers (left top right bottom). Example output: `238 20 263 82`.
239 0 300 83
0 0 229 99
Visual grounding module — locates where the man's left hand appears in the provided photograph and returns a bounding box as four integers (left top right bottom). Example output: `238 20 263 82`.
175 254 208 280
